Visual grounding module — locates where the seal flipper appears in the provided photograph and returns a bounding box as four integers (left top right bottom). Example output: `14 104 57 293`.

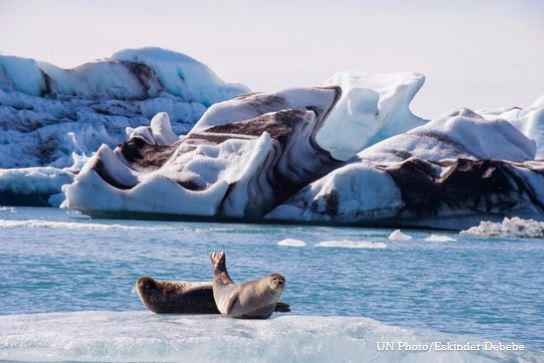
210 251 234 286
274 302 291 312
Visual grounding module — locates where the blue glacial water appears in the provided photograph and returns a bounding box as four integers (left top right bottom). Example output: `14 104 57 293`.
0 207 542 362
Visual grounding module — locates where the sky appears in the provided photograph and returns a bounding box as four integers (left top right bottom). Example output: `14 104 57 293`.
0 0 543 119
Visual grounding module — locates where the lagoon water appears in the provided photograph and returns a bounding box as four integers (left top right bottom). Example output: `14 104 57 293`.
0 207 542 362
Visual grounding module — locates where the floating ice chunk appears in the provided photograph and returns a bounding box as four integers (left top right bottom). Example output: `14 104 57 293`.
315 240 386 249
425 234 456 242
0 167 74 206
316 72 427 161
278 238 306 247
388 229 412 241
460 217 544 238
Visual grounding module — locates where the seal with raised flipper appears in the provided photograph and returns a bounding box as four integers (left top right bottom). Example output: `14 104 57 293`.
210 251 286 319
136 276 290 314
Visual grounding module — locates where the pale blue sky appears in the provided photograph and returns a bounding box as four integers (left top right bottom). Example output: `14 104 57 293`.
1 0 543 118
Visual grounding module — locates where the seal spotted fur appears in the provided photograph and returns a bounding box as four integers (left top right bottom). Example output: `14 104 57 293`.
210 251 286 319
136 276 290 314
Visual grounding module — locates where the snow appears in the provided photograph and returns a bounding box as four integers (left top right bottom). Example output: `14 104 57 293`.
2 311 535 363
460 217 544 238
389 229 412 241
316 72 427 161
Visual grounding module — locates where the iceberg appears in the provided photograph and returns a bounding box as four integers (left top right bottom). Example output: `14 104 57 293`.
63 87 343 217
0 47 249 204
267 109 544 229
63 81 544 230
0 311 539 362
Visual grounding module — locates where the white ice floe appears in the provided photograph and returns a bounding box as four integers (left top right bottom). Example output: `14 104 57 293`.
460 217 544 238
278 238 307 247
388 229 412 241
424 234 456 242
0 311 537 363
315 240 386 249
317 72 427 161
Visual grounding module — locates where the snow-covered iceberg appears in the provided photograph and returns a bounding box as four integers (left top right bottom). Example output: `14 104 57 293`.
0 47 249 204
0 311 539 362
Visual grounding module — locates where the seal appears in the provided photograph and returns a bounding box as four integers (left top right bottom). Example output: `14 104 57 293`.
210 251 286 319
136 276 290 314
136 276 218 314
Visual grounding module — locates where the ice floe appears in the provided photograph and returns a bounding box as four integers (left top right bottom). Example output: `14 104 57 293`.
0 311 538 363
315 240 387 249
278 238 307 247
389 229 412 241
425 234 456 242
460 217 544 238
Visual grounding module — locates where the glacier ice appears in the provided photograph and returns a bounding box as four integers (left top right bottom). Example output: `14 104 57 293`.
316 71 427 161
0 48 249 204
0 311 539 363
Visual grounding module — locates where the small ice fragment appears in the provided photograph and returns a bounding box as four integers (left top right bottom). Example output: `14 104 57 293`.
424 234 456 242
388 229 412 241
315 240 386 249
278 238 306 247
